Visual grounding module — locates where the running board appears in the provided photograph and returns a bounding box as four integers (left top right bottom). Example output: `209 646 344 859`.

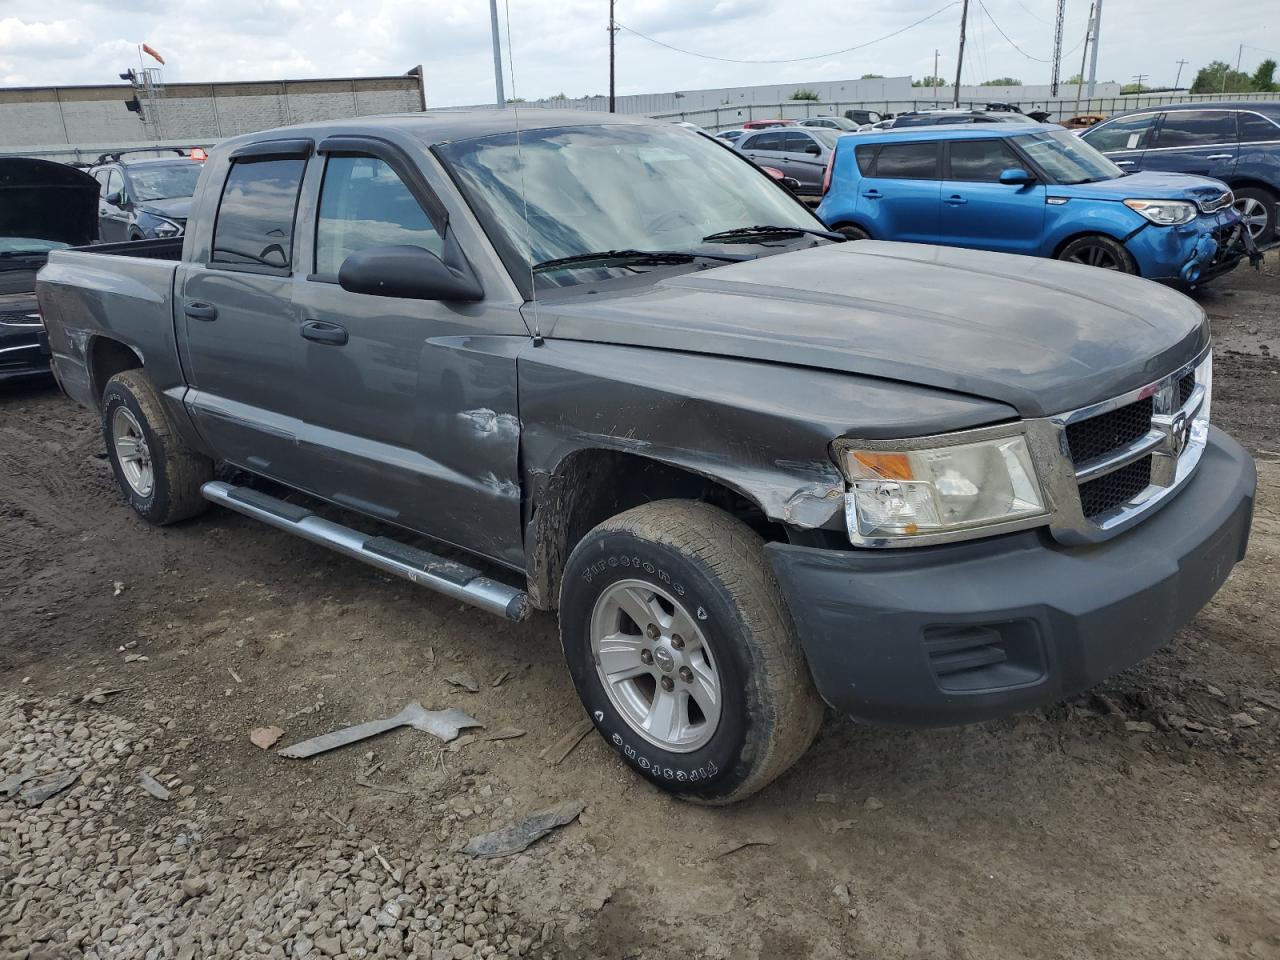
201 481 529 621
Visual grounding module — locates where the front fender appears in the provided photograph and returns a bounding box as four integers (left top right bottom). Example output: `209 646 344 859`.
1041 199 1142 257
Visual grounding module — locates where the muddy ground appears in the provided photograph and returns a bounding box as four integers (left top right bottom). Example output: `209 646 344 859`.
3 260 1280 960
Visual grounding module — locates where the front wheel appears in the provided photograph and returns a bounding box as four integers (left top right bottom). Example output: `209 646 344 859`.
835 224 870 241
1057 234 1137 274
559 500 823 804
1233 187 1276 244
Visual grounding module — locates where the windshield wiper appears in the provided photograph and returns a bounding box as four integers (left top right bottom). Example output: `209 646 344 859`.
701 225 846 244
531 249 748 273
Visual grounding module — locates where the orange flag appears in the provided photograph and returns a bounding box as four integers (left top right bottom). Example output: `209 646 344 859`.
141 43 165 65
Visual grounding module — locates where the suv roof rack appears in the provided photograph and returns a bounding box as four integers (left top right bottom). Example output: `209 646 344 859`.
94 146 208 165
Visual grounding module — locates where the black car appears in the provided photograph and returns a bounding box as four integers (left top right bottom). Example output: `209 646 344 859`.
843 108 884 125
0 158 99 383
1080 101 1280 243
88 149 207 242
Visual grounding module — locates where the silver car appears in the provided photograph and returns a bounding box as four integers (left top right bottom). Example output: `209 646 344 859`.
734 127 842 193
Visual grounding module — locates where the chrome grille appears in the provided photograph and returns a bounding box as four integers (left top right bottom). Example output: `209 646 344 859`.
1078 455 1153 518
1065 396 1153 466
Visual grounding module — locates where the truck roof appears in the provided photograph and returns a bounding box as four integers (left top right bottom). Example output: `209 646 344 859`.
215 109 656 152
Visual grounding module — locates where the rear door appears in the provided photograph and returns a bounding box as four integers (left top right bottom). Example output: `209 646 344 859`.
857 140 942 243
738 131 787 171
176 141 311 479
1141 110 1238 180
1080 111 1158 172
938 137 1045 255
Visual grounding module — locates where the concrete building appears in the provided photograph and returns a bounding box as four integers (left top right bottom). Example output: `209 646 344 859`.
0 72 426 163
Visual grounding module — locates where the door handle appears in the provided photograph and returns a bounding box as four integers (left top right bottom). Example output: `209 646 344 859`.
184 301 218 321
944 195 968 205
1114 160 1135 167
300 320 348 346
861 189 882 199
1205 153 1233 160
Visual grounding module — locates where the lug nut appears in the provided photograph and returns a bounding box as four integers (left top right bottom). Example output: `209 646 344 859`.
679 666 694 684
660 675 675 692
670 634 684 649
645 623 660 640
640 649 653 665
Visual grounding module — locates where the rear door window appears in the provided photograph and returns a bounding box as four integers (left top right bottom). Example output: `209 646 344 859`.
1238 111 1280 143
947 139 1021 180
211 158 306 270
314 155 443 276
873 141 940 179
1085 113 1157 152
1153 111 1236 148
743 132 784 151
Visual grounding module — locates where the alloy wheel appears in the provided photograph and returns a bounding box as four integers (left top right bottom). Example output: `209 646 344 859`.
112 407 154 497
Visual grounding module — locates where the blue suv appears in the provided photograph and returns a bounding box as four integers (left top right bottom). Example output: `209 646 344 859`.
816 124 1252 286
1080 102 1280 244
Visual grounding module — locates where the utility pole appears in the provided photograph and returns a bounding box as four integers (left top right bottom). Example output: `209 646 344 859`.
1131 73 1147 93
1173 58 1189 89
953 0 969 107
1223 43 1242 94
488 0 504 108
1086 0 1103 97
933 49 940 103
1073 2 1094 117
1050 0 1066 96
608 0 618 113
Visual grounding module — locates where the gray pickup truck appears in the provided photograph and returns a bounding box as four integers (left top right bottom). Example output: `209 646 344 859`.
37 110 1256 804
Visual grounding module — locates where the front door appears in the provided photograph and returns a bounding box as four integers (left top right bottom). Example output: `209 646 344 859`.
781 131 829 192
938 138 1046 255
1140 110 1239 180
288 147 525 565
178 151 309 480
738 131 788 174
98 168 131 242
1081 111 1158 173
858 140 942 243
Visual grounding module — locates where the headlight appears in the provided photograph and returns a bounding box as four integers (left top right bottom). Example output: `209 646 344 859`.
833 432 1046 545
150 217 182 238
1123 199 1197 226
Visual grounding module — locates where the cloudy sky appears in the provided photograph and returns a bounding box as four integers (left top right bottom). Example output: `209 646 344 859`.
0 0 1276 105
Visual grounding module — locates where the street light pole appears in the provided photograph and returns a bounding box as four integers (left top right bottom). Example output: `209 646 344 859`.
489 0 504 108
609 0 617 112
953 0 969 108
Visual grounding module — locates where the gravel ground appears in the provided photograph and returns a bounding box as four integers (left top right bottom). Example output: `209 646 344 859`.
3 258 1280 960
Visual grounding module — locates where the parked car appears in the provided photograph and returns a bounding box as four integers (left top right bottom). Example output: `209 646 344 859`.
843 109 884 125
891 109 1037 128
1079 101 1280 242
741 118 795 129
817 123 1252 286
38 111 1255 805
736 126 842 194
1063 114 1105 130
88 149 207 242
797 116 859 131
0 158 98 383
714 128 748 143
759 166 803 192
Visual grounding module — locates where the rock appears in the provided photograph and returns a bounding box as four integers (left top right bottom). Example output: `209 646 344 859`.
831 884 850 906
1125 720 1156 733
445 672 480 694
315 934 342 956
250 726 285 750
1230 712 1259 729
1268 838 1279 851
181 877 209 899
864 797 884 811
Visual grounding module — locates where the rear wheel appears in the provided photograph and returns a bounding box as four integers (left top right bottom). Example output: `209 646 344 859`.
102 370 213 525
560 500 823 804
1057 234 1137 274
1233 187 1276 244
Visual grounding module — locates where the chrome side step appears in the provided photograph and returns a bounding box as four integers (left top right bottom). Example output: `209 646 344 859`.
200 481 529 621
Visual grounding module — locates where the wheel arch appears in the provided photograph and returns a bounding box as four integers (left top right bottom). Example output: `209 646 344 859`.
88 336 144 408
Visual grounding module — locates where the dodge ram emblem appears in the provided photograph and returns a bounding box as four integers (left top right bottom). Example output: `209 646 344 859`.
1170 412 1190 457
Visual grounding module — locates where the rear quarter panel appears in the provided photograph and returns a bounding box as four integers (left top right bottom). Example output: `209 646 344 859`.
815 139 867 231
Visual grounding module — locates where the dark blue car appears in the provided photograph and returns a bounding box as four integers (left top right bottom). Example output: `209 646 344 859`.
816 124 1250 286
1080 101 1280 244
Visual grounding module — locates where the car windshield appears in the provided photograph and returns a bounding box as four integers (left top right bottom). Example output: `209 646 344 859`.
127 162 203 201
1012 129 1124 184
436 124 822 290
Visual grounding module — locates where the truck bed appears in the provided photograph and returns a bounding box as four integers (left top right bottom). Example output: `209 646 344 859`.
77 237 184 260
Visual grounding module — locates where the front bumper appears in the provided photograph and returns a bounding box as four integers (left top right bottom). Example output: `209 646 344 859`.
766 427 1255 727
0 309 51 383
1126 208 1247 285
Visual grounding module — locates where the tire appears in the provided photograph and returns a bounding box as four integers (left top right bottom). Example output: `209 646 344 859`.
835 224 870 241
102 370 213 525
1057 234 1137 274
1233 186 1276 244
560 500 823 804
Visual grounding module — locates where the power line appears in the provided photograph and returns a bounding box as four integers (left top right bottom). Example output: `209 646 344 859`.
614 3 960 65
976 0 1052 62
1011 0 1051 25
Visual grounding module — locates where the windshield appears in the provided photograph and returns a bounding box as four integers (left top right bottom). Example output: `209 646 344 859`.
436 124 822 289
0 236 69 257
1012 129 1124 184
127 162 203 201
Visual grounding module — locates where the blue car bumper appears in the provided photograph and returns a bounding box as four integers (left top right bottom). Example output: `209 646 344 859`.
1125 208 1246 286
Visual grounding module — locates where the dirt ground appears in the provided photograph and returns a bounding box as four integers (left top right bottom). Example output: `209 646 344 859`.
4 259 1280 960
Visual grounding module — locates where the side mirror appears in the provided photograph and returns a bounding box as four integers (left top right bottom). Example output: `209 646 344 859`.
338 245 483 302
999 167 1036 185
104 190 123 205
804 143 822 156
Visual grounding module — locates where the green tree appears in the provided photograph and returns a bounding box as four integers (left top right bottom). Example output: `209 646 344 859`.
859 73 884 79
790 88 820 101
1066 72 1083 85
1190 60 1253 94
980 77 1021 86
547 92 569 101
913 75 946 87
1252 58 1277 92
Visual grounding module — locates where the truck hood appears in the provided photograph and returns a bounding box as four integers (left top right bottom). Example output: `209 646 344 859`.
538 241 1209 419
1059 170 1230 202
137 197 193 221
0 157 98 248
